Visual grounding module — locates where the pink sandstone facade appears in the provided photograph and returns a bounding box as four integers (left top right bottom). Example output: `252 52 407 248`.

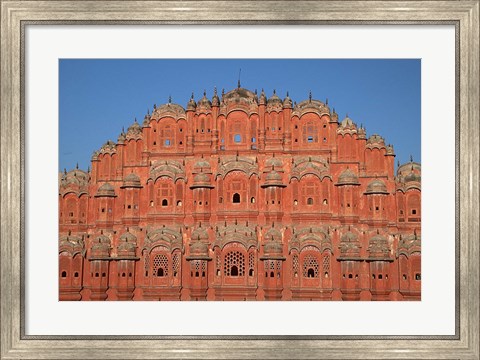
59 86 421 301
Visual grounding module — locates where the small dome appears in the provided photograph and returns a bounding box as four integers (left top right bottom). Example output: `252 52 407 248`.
191 226 209 242
259 89 267 105
283 92 293 108
121 173 142 188
340 116 354 128
263 240 283 255
193 159 211 172
261 170 286 188
367 134 385 146
386 144 395 155
267 90 282 105
197 91 212 109
405 171 421 183
189 241 209 257
365 179 389 195
266 170 282 182
95 182 116 197
357 126 366 139
222 87 257 106
117 131 126 143
190 172 214 189
336 168 360 186
212 87 220 106
187 94 196 111
127 120 141 133
142 113 151 126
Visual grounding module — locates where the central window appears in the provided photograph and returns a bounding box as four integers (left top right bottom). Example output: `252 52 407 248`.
234 134 242 143
224 251 245 277
232 193 241 203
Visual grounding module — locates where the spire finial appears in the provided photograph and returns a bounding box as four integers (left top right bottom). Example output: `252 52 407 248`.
203 89 206 97
222 88 225 96
309 90 312 102
273 89 276 95
168 95 172 104
286 91 289 97
76 162 79 169
147 108 150 115
326 98 328 105
410 155 413 162
214 86 217 96
64 168 67 175
134 117 137 123
238 68 241 88
191 92 194 99
397 160 400 167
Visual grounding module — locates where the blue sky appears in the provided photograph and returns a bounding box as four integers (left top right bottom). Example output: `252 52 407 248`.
59 59 420 172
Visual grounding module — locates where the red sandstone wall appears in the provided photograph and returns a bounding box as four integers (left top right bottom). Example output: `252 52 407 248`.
58 88 421 301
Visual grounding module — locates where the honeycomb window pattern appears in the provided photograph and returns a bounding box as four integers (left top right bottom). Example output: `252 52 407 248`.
323 254 330 272
292 254 299 273
224 251 245 277
302 254 319 278
172 253 180 276
144 253 150 275
248 252 255 271
153 254 169 277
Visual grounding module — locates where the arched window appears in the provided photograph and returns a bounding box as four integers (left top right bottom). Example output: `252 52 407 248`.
156 180 173 207
234 134 242 143
301 175 321 206
302 254 319 278
232 193 241 203
302 121 318 144
61 271 67 278
153 254 168 277
224 251 245 277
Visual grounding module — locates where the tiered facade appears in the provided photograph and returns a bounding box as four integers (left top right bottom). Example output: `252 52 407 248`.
59 86 421 301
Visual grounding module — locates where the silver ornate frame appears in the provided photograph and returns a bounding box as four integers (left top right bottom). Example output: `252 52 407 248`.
1 1 478 359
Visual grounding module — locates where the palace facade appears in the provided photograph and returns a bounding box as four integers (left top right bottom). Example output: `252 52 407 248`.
59 86 421 301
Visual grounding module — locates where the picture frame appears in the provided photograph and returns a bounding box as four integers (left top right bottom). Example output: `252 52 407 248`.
1 1 478 358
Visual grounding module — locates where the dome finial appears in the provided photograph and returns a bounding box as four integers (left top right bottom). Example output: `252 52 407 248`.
237 68 241 88
326 98 328 105
397 160 400 167
76 162 79 169
214 86 217 96
203 89 206 97
286 91 289 97
147 108 150 115
410 154 413 162
64 168 67 175
222 88 225 96
134 117 137 123
191 92 194 100
273 89 276 95
309 90 312 102
168 95 172 104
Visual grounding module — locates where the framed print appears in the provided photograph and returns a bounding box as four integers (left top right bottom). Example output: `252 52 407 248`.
1 1 479 359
